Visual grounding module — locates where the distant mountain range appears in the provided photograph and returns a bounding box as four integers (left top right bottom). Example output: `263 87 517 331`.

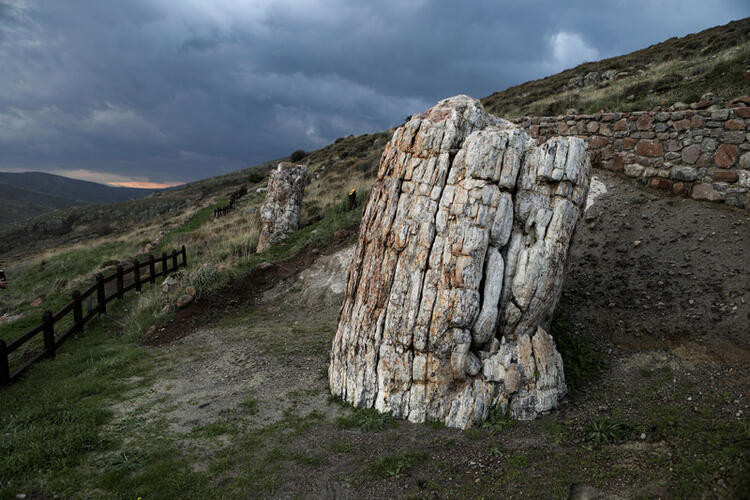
0 172 160 226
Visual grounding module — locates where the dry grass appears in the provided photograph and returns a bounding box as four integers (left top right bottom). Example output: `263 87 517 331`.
482 18 750 117
510 42 750 117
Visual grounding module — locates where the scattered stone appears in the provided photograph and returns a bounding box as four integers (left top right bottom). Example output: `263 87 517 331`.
176 294 194 309
296 246 354 307
569 483 614 500
162 275 181 293
583 72 601 86
257 262 275 271
257 163 308 252
185 286 196 296
329 95 591 428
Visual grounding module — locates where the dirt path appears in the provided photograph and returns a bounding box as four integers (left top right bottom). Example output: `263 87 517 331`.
106 170 749 498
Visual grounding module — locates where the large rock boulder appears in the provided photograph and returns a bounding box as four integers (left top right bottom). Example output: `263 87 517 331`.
328 95 591 428
298 246 355 308
257 163 308 252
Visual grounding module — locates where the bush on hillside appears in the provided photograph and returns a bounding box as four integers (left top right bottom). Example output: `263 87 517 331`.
290 150 307 162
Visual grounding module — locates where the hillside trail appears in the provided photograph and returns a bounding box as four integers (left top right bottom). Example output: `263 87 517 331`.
108 169 749 498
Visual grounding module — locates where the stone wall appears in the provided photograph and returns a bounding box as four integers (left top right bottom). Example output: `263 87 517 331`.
515 106 750 208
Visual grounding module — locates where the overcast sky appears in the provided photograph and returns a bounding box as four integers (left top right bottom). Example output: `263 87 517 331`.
0 1 748 188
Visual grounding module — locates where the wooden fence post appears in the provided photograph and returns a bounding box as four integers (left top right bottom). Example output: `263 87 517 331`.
0 339 9 386
96 273 106 315
42 311 55 359
181 245 187 268
116 265 124 299
134 259 142 292
149 255 156 283
172 250 178 271
72 291 83 334
162 252 168 276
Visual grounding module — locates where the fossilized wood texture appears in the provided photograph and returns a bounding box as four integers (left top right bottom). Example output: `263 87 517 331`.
329 95 592 428
257 163 307 252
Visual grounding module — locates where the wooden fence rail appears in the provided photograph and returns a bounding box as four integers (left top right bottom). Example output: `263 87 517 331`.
0 245 187 386
214 186 248 218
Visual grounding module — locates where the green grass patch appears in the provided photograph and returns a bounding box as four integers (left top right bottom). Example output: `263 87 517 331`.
191 421 236 438
167 197 228 237
335 407 395 432
326 439 353 453
0 241 131 344
369 451 428 479
0 298 155 498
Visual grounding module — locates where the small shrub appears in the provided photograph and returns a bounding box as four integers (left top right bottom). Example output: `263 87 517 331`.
290 150 306 162
482 406 516 434
241 397 258 415
190 265 220 297
369 451 428 479
247 171 266 184
585 416 632 444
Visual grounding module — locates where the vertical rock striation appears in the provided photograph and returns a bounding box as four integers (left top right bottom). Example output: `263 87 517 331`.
257 163 308 252
329 95 591 428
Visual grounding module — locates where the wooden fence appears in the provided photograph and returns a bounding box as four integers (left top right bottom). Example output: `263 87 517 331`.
0 246 187 386
214 186 248 218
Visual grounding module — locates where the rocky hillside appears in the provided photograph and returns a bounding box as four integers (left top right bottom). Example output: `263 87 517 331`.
481 17 750 118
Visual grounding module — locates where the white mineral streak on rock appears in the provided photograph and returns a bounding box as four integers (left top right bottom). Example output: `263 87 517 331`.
585 176 607 211
257 163 308 252
328 95 591 428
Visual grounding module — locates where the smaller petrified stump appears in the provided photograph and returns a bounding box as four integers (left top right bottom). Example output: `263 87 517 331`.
257 163 308 252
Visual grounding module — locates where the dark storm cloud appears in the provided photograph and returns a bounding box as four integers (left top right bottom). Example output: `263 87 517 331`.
0 0 748 185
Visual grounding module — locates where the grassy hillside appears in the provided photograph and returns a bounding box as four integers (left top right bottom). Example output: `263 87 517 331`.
481 17 750 118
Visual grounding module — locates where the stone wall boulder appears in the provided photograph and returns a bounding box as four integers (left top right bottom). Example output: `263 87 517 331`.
257 163 307 252
329 95 591 428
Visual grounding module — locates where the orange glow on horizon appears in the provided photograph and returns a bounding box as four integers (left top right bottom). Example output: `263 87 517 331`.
107 181 182 189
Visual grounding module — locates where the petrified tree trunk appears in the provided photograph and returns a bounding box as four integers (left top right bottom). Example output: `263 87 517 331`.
329 95 591 428
257 163 308 252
